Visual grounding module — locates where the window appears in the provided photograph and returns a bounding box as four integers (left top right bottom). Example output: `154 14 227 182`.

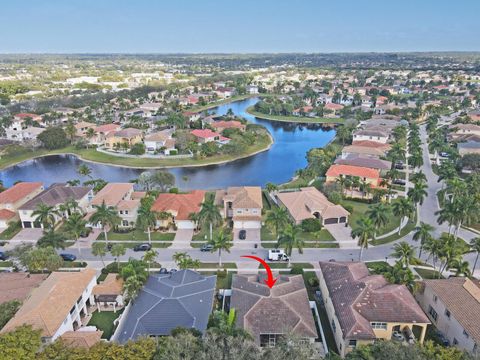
119 210 123 215
124 210 129 215
428 306 438 322
331 319 336 333
348 340 357 348
260 334 282 348
445 309 451 319
463 330 469 339
370 322 387 330
122 220 129 227
433 295 438 303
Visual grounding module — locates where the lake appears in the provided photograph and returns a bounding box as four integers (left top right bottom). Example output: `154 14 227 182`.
0 97 336 190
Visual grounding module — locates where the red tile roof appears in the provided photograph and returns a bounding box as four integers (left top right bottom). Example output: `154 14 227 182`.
212 120 245 130
0 182 43 205
351 140 391 150
325 103 344 110
191 129 221 139
151 190 205 220
95 123 121 134
326 164 379 179
0 209 17 220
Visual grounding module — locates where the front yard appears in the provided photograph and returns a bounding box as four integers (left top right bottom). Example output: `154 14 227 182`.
87 310 124 339
97 229 175 241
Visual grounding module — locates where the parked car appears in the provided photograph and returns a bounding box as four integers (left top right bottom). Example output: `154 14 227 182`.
392 331 405 342
133 243 152 252
439 151 450 158
200 244 213 252
238 229 247 240
394 163 404 170
60 253 77 262
158 268 169 274
267 249 289 261
0 251 9 261
393 179 406 186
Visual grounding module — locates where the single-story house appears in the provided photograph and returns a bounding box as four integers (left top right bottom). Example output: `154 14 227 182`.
191 129 230 145
276 187 349 225
114 270 216 343
151 190 205 229
211 120 246 133
230 273 318 347
91 273 124 312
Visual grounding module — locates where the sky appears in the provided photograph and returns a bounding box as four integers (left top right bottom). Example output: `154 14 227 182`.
1 0 479 53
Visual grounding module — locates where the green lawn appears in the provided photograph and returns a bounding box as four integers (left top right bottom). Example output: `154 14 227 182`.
297 229 335 242
87 310 123 339
370 219 417 245
246 107 344 124
97 229 175 241
0 221 22 240
0 260 13 267
197 262 237 269
414 267 444 279
261 242 339 249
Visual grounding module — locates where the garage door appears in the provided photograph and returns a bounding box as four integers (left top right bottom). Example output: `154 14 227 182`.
176 220 195 229
324 218 339 225
234 221 261 229
339 217 347 223
23 221 32 228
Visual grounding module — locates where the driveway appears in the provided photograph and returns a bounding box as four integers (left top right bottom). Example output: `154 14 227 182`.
5 228 44 250
233 228 260 250
324 223 358 249
171 229 193 249
69 228 102 249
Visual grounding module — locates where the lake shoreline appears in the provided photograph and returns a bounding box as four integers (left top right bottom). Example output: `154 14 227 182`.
245 106 344 125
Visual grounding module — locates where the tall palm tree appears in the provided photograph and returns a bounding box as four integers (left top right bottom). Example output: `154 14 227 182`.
85 127 97 147
413 222 435 258
91 242 107 267
89 201 121 244
142 249 158 273
136 205 158 244
391 242 416 268
435 201 460 236
408 181 428 219
124 274 143 301
444 177 466 203
392 198 415 235
198 197 222 241
351 217 375 261
265 182 278 194
265 206 290 240
470 237 480 275
410 171 427 185
110 243 126 271
64 212 88 260
77 164 92 179
32 203 59 229
208 231 232 267
451 259 471 278
366 203 390 239
277 223 303 257
37 228 67 249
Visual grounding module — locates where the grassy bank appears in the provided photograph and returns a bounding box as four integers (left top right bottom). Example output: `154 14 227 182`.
246 106 344 124
0 133 273 170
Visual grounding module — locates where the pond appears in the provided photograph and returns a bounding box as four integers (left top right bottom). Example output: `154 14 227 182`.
0 97 336 190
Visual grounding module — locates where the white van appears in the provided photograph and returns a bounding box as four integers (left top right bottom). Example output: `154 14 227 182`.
268 249 289 261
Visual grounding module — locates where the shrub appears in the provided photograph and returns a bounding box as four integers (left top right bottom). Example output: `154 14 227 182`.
290 264 304 275
37 127 69 149
301 218 322 233
129 143 145 155
307 277 319 287
342 204 354 213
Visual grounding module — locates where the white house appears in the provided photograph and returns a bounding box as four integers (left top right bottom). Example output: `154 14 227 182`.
144 129 176 155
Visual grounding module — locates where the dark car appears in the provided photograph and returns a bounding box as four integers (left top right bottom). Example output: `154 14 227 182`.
393 179 406 186
60 253 77 262
238 229 247 240
394 163 404 170
200 244 213 252
0 251 9 261
439 151 450 158
158 268 169 274
133 243 152 252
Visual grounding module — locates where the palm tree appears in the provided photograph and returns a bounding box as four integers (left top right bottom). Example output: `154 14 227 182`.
124 274 143 301
470 237 480 275
85 127 96 147
172 252 200 270
91 242 107 267
366 203 390 239
277 223 304 256
265 182 278 194
392 198 415 235
435 201 460 236
391 242 416 268
136 205 158 244
37 228 67 249
408 181 428 219
142 249 158 273
265 206 290 240
208 231 232 267
410 171 427 185
66 179 81 186
77 164 92 179
32 203 59 229
64 212 88 260
437 233 463 277
198 197 222 241
413 222 435 258
451 259 471 277
89 201 121 244
351 217 375 261
445 177 466 203
110 243 126 271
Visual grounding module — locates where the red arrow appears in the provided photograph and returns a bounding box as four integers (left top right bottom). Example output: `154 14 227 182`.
241 255 278 288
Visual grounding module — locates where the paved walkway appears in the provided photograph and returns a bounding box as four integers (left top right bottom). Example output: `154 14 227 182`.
4 228 43 250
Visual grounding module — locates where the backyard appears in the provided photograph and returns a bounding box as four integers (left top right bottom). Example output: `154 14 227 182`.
87 310 124 339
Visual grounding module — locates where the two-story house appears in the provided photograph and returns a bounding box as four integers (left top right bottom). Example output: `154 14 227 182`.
0 182 44 228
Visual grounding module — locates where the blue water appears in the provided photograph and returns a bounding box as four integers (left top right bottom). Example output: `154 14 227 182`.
0 97 336 190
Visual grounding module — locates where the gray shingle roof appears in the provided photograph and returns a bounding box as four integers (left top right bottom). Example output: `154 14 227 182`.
19 184 91 210
115 270 216 343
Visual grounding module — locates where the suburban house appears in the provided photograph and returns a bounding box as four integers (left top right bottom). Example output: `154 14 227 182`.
0 182 44 228
215 186 263 230
114 270 216 343
4 116 45 141
88 183 144 228
18 184 93 228
341 144 388 158
151 190 205 229
324 102 344 116
143 129 176 154
211 120 246 133
416 278 480 355
458 140 480 156
191 129 230 145
449 124 480 141
325 164 381 188
1 269 98 344
0 272 48 305
276 187 349 225
230 273 318 347
91 273 124 313
353 129 390 144
13 113 43 123
89 123 122 145
105 128 143 149
74 121 96 137
318 262 430 357
335 154 392 172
